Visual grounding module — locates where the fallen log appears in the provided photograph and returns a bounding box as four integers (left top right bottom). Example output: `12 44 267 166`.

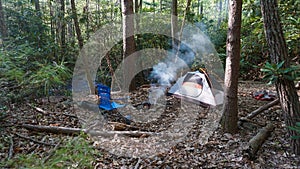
88 130 155 138
21 124 82 135
20 124 155 138
244 98 279 120
245 123 275 159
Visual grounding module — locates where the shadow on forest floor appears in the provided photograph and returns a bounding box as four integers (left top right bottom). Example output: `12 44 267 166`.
0 81 299 168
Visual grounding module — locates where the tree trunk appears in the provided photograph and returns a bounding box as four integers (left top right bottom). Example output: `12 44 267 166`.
34 0 41 12
0 0 8 38
85 0 90 39
60 0 66 58
171 0 178 48
221 0 242 134
139 0 143 11
71 0 83 49
121 0 136 91
261 0 300 155
217 0 223 29
71 0 94 94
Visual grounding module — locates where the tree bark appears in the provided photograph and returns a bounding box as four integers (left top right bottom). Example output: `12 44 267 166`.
85 0 90 39
60 0 66 58
171 0 178 48
0 0 8 38
221 0 242 134
261 0 300 155
121 0 136 91
34 0 41 12
217 0 223 29
71 0 83 49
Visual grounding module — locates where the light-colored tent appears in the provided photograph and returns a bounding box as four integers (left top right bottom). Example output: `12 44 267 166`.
168 71 224 107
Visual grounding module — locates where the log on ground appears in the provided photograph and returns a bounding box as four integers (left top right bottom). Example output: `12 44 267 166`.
245 123 275 159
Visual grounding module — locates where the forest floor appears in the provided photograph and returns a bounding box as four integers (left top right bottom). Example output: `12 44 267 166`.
0 81 300 168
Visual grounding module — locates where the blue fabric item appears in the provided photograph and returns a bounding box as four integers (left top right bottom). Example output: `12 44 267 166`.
97 84 125 110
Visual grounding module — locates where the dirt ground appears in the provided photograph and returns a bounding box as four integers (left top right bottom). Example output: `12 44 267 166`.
0 81 299 168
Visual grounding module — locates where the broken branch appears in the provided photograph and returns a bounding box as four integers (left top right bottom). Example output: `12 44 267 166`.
20 124 156 138
21 124 82 135
240 98 279 121
245 123 275 159
14 132 56 146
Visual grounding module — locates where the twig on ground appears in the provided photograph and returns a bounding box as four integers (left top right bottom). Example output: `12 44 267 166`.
43 139 62 163
27 102 78 119
0 114 9 120
8 136 13 160
239 118 265 127
244 98 280 120
26 103 48 115
21 124 82 135
13 132 56 146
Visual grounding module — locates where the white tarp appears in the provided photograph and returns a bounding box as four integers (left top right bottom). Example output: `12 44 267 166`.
168 71 224 107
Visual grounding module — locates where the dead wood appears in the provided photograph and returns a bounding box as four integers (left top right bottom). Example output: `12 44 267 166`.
108 122 140 131
245 123 275 159
88 130 156 138
26 103 48 115
238 118 265 129
21 124 155 138
43 140 62 163
21 124 82 135
14 132 56 146
241 98 279 120
8 136 13 159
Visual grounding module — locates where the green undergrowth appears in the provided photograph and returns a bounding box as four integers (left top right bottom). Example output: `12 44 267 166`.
1 133 100 169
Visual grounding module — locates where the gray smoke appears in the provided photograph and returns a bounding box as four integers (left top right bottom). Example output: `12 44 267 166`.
148 26 220 104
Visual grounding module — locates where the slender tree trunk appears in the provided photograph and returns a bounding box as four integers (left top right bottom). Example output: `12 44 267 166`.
217 0 223 29
159 0 162 12
221 0 242 134
85 0 90 39
66 0 75 45
260 0 300 155
0 0 8 38
135 0 139 13
48 0 57 59
139 0 143 11
121 0 136 91
49 1 55 39
135 0 140 48
71 0 93 94
60 0 66 58
171 0 178 48
199 1 203 19
71 0 83 49
175 0 192 58
226 0 229 20
34 0 41 12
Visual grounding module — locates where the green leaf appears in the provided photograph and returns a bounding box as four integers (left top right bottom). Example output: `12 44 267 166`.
291 136 300 139
277 61 285 69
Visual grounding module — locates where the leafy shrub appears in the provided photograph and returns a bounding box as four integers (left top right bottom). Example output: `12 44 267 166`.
261 61 300 84
4 134 99 169
288 122 300 139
